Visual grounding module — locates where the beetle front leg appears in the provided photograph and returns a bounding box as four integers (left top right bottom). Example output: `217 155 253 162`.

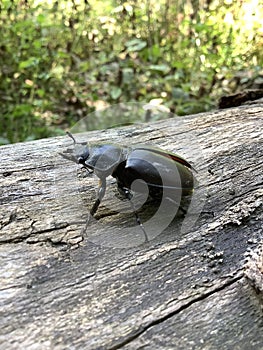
90 178 107 216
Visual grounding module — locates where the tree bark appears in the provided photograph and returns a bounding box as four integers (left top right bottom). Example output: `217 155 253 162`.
0 102 262 349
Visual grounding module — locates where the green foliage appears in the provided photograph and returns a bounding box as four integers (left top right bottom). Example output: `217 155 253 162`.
0 0 262 144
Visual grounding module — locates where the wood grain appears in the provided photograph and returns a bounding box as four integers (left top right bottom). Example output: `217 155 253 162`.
0 103 262 349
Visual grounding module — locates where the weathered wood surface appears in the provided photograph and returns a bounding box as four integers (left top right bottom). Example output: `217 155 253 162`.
0 103 262 349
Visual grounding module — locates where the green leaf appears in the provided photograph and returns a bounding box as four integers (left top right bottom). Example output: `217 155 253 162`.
122 68 134 84
19 57 39 69
149 64 170 73
36 14 46 24
110 87 122 100
33 40 42 50
51 65 64 79
125 39 147 52
36 89 45 98
172 88 189 100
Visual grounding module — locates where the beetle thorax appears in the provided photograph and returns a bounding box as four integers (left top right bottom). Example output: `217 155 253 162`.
86 144 127 178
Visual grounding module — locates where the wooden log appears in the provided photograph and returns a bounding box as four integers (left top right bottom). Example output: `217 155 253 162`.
0 102 262 349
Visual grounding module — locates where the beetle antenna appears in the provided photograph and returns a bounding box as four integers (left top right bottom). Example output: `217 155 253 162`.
66 131 76 145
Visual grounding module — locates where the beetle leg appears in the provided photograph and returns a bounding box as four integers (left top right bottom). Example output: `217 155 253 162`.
162 195 187 217
122 188 149 243
90 178 107 216
83 166 94 174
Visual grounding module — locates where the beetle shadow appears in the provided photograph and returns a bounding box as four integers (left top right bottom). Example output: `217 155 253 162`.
76 177 198 248
96 191 195 246
138 193 194 242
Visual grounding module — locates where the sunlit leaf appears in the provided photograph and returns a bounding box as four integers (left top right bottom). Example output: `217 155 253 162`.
51 65 64 79
125 39 147 52
149 64 170 73
37 89 45 98
19 57 39 69
110 87 122 99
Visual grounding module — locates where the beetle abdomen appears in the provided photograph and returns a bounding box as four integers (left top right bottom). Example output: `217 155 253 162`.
112 148 194 200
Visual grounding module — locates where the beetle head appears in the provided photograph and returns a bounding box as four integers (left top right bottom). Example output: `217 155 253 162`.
60 132 127 178
60 132 91 167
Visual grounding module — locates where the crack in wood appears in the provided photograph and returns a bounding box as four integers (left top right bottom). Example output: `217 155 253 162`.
1 164 55 175
0 223 69 245
0 211 17 230
108 272 244 350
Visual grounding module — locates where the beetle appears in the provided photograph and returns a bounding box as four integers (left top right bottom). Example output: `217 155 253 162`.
60 132 195 237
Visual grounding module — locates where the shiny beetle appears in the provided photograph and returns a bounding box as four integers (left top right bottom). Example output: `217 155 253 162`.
60 132 195 232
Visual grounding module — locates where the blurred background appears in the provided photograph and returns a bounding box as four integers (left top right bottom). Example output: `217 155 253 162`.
0 0 262 144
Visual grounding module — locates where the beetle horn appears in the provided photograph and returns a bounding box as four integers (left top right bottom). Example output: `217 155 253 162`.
66 131 76 145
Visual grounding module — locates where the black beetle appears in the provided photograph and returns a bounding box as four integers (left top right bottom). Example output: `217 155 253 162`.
60 132 195 235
